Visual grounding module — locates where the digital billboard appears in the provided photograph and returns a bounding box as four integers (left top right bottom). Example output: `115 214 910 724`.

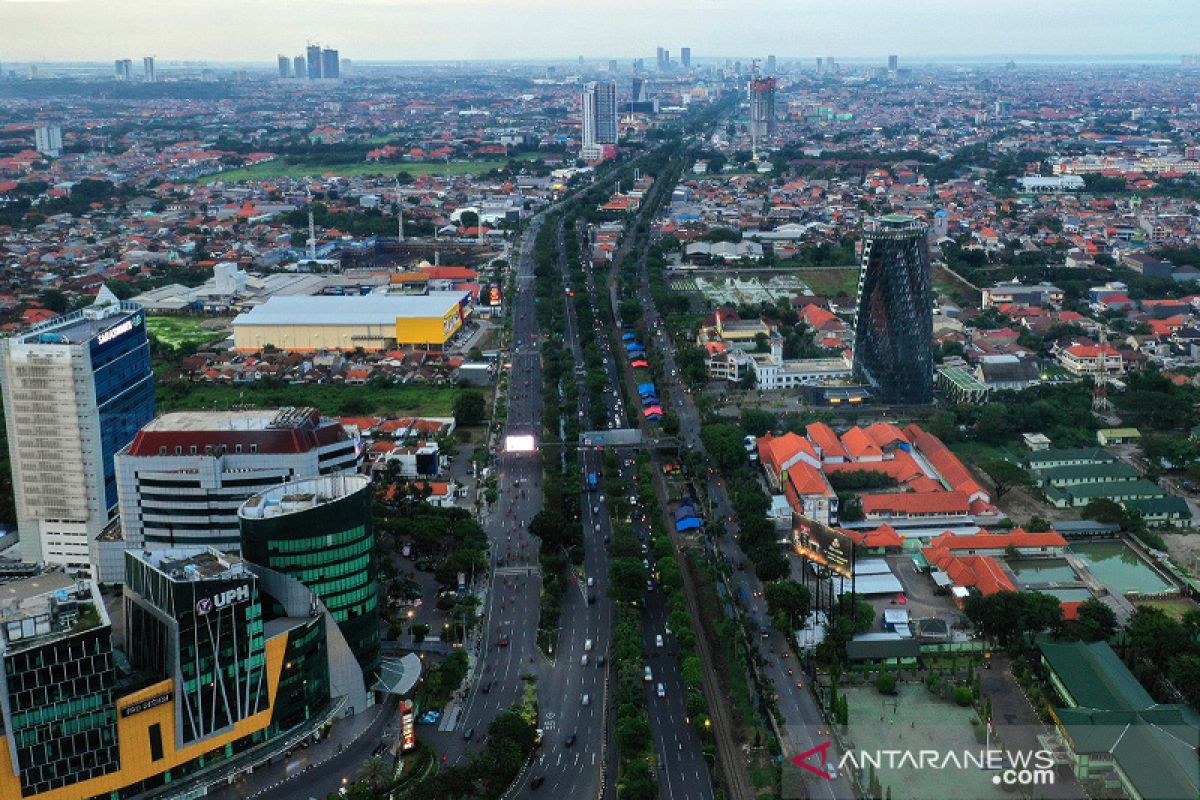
488 284 502 307
401 699 416 751
504 434 537 453
792 514 854 579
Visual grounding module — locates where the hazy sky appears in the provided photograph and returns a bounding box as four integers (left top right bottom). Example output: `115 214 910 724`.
1 0 1197 63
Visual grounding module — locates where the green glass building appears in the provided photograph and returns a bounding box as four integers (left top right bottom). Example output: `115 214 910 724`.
238 475 380 680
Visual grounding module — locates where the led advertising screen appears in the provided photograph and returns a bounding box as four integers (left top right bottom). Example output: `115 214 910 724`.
792 514 854 579
401 699 416 751
504 434 537 453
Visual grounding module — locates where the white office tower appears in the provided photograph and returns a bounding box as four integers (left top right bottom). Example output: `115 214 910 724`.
103 407 361 583
34 125 62 157
581 80 618 161
0 290 155 576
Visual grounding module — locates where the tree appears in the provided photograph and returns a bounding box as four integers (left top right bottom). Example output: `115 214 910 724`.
876 671 897 695
37 289 70 314
1080 498 1129 528
701 423 747 472
616 714 651 754
764 580 812 628
739 408 776 437
980 460 1031 501
358 756 392 789
453 390 487 426
1071 598 1118 642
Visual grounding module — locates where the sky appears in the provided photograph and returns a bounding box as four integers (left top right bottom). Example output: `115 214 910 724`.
1 0 1198 63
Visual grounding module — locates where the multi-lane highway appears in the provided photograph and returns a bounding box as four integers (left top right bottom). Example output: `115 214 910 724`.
632 246 855 800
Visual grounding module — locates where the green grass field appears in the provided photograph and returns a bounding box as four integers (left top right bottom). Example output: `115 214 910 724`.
156 381 459 418
146 317 226 350
198 156 533 184
794 267 860 298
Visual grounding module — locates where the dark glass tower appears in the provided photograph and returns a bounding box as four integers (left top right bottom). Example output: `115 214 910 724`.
852 215 933 404
238 475 379 680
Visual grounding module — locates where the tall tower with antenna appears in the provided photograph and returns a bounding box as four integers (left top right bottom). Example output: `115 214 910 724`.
306 191 317 262
393 179 404 243
1093 331 1110 412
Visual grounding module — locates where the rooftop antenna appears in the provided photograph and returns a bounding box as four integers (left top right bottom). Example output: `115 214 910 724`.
393 178 404 243
305 187 317 262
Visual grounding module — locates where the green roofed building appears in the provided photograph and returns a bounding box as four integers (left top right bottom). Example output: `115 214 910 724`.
1043 479 1167 509
1023 447 1118 471
1032 461 1140 489
1039 639 1200 800
936 365 987 404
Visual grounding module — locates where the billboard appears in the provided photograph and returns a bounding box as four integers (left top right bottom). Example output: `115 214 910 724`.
488 284 503 307
504 434 537 453
792 514 854 579
401 699 416 751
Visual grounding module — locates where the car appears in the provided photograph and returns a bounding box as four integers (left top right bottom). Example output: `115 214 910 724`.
580 653 588 666
644 665 653 682
585 638 594 651
825 763 838 779
646 580 654 591
497 637 510 648
587 592 596 604
597 654 606 666
581 693 591 706
586 577 595 588
656 634 664 648
656 682 665 698
463 727 475 741
529 776 545 790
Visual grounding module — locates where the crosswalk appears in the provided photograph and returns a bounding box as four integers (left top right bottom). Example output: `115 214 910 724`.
495 566 540 576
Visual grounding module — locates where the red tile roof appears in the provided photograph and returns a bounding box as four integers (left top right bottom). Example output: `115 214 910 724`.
805 422 848 460
862 492 970 516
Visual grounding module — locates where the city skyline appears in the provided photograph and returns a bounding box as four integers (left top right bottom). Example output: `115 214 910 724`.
1 0 1198 62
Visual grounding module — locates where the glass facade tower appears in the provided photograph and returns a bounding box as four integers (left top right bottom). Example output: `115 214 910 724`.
852 214 934 404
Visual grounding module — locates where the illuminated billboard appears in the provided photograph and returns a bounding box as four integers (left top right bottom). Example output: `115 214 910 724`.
792 514 854 579
504 434 537 453
488 284 503 307
401 699 416 751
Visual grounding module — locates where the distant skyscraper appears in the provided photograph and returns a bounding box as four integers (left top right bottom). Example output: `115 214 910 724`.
631 76 645 103
662 49 670 70
294 55 306 79
142 56 155 83
888 54 899 73
277 54 291 78
34 125 62 158
827 56 837 72
306 44 323 79
766 54 777 74
321 48 340 79
748 77 777 152
581 80 618 159
0 292 155 575
634 58 644 72
852 215 933 404
681 47 692 68
114 59 132 80
608 59 618 73
815 57 825 74
656 47 665 71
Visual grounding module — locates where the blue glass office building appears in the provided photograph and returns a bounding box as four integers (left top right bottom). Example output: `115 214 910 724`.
0 292 155 574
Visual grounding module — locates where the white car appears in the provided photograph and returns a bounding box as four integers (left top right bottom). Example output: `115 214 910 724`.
643 666 653 682
656 634 664 648
656 682 665 698
581 693 591 706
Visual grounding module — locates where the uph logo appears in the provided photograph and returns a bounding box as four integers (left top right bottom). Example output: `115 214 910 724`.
194 597 214 615
195 585 250 615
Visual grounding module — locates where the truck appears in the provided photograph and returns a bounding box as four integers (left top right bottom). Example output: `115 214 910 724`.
587 471 599 492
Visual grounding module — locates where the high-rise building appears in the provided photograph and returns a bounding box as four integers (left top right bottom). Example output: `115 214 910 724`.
766 54 777 74
306 44 322 79
580 80 618 160
631 76 645 103
0 574 120 796
321 47 340 79
0 546 372 800
816 57 825 74
680 47 692 68
656 46 665 71
293 54 306 79
608 59 618 73
104 407 360 583
142 56 155 83
277 54 290 78
662 49 671 70
114 58 132 80
0 291 155 576
748 76 777 151
33 125 62 157
852 215 933 404
240 475 380 679
888 54 899 73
